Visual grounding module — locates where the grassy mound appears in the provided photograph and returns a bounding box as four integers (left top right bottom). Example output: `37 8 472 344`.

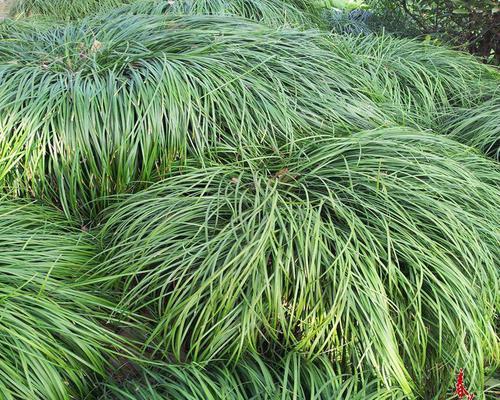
444 98 500 161
112 0 319 28
328 34 499 130
96 128 499 397
9 0 319 24
2 12 497 219
0 13 389 217
0 199 134 399
10 0 133 20
98 353 407 399
0 3 498 398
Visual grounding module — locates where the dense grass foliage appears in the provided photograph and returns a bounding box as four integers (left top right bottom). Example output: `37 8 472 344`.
328 34 499 129
0 1 498 398
1 13 496 217
0 199 134 400
0 13 391 217
96 128 499 398
112 0 319 28
10 0 319 24
10 0 133 20
98 353 407 399
444 98 500 161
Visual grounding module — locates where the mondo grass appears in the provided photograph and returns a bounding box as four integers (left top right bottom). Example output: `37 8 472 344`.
95 128 499 398
98 353 407 399
444 98 500 161
328 34 499 129
0 14 390 218
0 199 137 400
9 0 319 24
9 0 134 20
112 0 320 29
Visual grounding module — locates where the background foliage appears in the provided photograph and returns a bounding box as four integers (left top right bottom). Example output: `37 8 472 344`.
366 0 500 64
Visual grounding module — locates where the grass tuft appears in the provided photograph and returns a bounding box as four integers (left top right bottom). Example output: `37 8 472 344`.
326 34 499 130
0 198 140 399
112 0 320 28
0 13 390 217
97 353 408 399
9 0 319 24
95 128 499 397
443 98 500 160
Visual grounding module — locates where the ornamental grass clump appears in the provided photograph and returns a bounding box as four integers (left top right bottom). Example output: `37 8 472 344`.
444 98 500 161
329 34 499 129
0 3 498 398
10 0 134 20
0 199 135 400
96 128 499 398
9 0 318 24
97 8 500 139
98 353 407 399
113 0 319 28
0 13 389 218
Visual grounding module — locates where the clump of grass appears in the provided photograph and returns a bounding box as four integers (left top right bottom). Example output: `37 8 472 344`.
328 34 499 129
0 13 389 218
95 128 499 397
113 0 320 28
9 0 319 24
10 0 134 20
0 198 136 399
97 353 407 399
443 98 500 160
